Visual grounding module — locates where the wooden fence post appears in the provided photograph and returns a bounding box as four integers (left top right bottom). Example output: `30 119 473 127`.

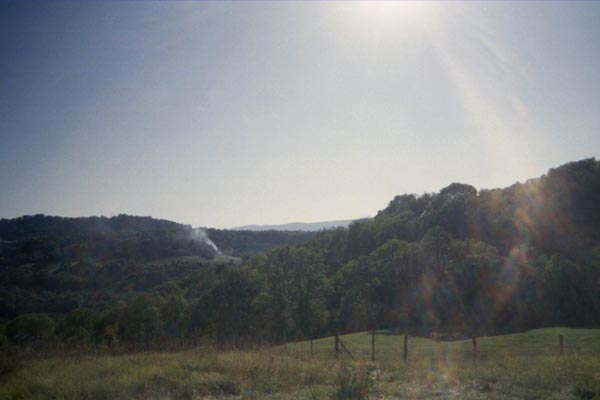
335 334 339 359
559 334 564 355
472 337 477 361
403 333 408 362
371 330 375 362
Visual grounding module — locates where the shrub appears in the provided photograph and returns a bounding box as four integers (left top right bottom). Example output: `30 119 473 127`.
6 314 54 345
334 364 373 400
573 385 599 400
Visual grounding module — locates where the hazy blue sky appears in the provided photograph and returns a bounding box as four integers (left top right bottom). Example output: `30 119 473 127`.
1 1 599 228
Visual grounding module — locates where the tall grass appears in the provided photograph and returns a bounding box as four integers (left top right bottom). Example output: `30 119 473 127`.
2 328 600 399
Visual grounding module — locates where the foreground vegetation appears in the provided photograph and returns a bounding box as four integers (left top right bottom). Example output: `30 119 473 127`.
2 327 600 399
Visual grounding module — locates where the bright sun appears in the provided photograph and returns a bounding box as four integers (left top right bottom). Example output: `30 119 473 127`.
360 1 436 19
335 1 443 36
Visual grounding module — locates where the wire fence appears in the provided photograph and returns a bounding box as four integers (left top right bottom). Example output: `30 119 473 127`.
282 330 599 364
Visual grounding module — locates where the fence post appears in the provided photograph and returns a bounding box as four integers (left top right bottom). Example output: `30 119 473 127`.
472 337 477 361
335 334 339 359
559 334 564 355
403 333 408 362
371 330 375 362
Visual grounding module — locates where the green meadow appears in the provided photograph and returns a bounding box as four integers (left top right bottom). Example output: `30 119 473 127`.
2 327 600 399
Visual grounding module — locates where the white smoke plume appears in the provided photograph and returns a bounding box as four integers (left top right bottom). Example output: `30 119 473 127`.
191 227 221 255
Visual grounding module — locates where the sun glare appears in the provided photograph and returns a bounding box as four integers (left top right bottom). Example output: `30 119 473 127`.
345 1 439 23
335 1 444 39
361 1 436 19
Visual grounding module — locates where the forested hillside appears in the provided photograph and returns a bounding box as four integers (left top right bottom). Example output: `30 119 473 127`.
1 159 599 348
207 228 316 257
0 215 315 346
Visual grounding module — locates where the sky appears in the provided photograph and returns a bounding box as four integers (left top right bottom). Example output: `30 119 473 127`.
1 1 600 228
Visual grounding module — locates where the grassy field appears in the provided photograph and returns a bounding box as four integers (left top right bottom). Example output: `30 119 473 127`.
2 328 600 399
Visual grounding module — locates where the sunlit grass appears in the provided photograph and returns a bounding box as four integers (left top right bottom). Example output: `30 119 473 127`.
286 327 600 399
2 328 600 399
0 348 336 399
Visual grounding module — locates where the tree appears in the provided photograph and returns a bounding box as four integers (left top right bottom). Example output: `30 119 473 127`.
58 309 95 344
254 247 330 341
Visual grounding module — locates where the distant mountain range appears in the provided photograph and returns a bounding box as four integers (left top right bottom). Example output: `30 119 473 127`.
231 219 356 232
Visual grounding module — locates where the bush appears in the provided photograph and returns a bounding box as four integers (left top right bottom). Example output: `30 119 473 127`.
573 385 600 400
207 378 240 396
6 313 54 345
335 364 373 400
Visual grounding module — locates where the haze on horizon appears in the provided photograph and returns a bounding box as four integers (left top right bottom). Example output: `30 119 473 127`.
1 1 599 229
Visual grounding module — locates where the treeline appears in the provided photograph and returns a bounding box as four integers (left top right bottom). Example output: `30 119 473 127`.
1 159 600 348
0 214 317 259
